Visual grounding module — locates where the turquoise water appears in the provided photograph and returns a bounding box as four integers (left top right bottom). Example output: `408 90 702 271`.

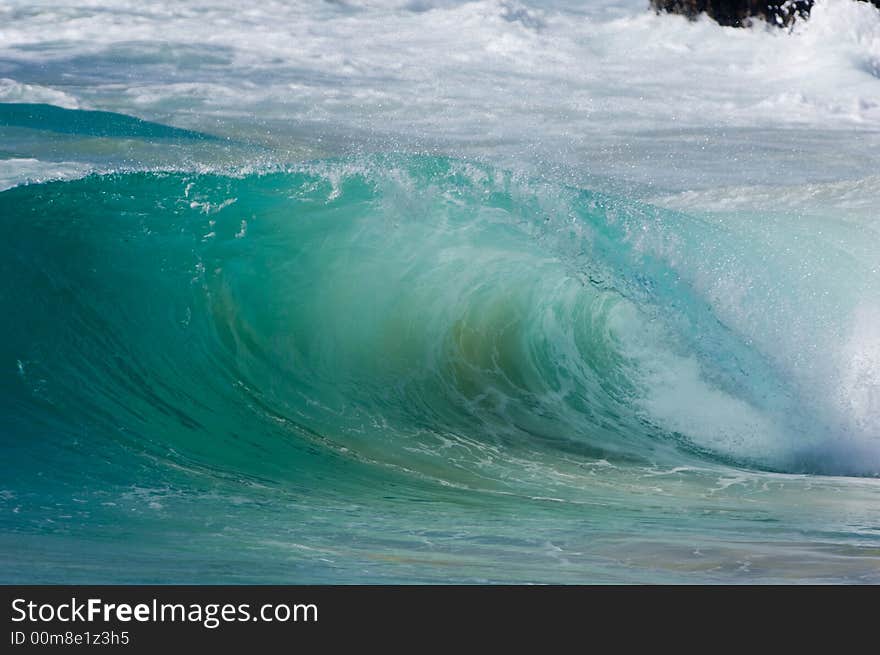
2 149 879 583
2 0 880 583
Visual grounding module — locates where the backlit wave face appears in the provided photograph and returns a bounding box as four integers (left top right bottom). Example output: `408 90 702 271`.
3 156 877 491
3 158 880 582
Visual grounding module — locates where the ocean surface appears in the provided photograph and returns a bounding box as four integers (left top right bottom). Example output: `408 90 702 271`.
1 0 879 583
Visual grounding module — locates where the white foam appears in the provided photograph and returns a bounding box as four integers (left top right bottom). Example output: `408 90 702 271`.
648 176 880 229
0 78 80 109
839 305 880 440
0 1 879 189
608 299 795 466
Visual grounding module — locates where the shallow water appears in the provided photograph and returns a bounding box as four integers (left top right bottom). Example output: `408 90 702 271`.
1 0 879 583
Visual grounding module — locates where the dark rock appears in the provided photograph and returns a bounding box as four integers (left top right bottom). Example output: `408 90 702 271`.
650 0 880 28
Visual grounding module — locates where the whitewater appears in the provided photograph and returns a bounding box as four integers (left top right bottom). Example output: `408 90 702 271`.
1 0 879 583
